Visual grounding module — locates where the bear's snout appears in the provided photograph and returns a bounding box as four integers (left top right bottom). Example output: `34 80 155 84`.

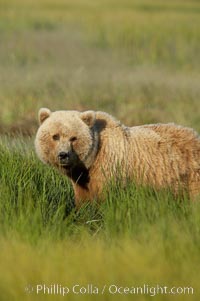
58 151 71 165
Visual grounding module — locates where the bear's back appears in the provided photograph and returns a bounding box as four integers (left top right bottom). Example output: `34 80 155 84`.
140 123 200 150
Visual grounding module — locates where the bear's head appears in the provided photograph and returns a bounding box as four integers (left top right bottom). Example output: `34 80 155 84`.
35 108 98 172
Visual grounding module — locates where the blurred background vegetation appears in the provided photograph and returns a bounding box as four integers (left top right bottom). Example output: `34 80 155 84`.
0 0 200 134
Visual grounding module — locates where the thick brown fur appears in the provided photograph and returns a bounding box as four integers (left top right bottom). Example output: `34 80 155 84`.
35 108 200 207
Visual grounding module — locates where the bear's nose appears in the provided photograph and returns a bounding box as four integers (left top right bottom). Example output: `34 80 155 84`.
58 151 70 160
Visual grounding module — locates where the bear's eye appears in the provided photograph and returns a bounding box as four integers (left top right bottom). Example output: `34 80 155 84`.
52 134 60 141
69 136 77 142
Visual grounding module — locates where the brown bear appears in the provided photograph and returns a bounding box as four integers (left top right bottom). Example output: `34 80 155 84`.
35 108 200 207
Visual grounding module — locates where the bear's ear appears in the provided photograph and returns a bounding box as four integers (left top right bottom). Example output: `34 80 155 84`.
80 111 96 128
38 108 51 125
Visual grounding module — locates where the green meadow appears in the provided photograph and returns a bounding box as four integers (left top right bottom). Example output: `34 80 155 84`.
0 0 200 300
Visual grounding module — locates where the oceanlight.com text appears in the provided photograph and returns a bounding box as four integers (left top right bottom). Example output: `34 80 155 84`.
25 283 194 297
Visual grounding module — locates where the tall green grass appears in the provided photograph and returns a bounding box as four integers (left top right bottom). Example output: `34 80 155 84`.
0 136 200 300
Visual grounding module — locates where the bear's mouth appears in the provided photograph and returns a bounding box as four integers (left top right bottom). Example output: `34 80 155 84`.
59 158 77 170
58 160 72 168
